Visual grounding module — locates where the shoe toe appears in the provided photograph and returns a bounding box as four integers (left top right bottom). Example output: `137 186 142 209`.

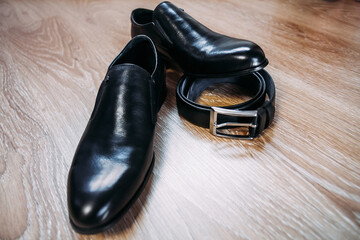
231 40 267 69
248 42 267 68
68 190 113 231
67 157 127 232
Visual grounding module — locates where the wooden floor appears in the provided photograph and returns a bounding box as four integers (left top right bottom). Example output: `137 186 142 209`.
1 0 360 239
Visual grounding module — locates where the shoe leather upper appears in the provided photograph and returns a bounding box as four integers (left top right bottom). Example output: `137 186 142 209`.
131 1 268 76
67 36 165 231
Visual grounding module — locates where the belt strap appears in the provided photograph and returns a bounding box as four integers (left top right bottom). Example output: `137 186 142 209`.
176 70 275 139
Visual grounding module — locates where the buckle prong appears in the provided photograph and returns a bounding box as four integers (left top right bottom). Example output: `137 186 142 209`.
209 107 258 139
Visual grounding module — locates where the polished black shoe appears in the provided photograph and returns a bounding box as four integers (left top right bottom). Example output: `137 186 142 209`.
67 35 166 234
131 1 268 77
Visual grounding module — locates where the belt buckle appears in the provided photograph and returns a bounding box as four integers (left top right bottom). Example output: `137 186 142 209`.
209 107 258 140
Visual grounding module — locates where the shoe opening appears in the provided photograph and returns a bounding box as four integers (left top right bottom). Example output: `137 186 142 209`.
132 9 153 25
111 37 157 75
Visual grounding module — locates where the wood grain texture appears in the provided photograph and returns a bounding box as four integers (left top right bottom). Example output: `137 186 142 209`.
0 0 359 239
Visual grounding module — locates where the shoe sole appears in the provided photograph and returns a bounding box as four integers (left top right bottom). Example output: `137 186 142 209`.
69 155 155 235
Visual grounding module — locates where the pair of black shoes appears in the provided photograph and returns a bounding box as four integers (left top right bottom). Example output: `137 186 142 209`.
68 1 271 234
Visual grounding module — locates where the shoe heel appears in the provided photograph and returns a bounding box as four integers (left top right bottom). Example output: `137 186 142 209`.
157 79 167 112
159 50 182 72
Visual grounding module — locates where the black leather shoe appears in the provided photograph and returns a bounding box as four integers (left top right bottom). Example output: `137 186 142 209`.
67 35 166 234
131 1 268 77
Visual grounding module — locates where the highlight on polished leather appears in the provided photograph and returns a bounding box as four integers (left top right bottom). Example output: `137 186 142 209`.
176 70 275 139
67 35 166 234
131 1 268 77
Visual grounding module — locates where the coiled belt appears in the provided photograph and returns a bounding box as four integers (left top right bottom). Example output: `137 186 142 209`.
176 69 275 139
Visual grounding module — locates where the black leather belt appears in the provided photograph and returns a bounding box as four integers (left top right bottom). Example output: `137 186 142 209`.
176 69 275 139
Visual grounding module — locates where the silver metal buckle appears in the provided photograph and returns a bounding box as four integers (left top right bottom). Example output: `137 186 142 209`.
209 107 258 139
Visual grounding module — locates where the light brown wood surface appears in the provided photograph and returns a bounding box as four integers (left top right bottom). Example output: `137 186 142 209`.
1 0 360 239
